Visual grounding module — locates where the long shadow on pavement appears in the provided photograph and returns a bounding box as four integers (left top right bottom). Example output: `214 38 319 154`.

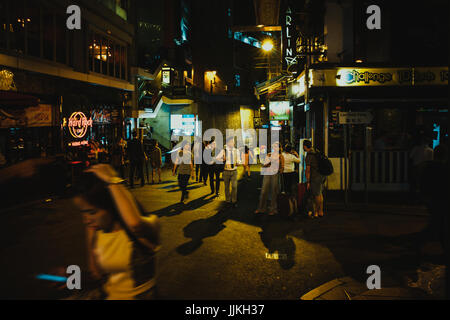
176 201 230 256
155 168 436 292
150 194 216 218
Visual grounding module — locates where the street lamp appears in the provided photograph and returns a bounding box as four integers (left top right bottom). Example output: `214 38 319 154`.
262 39 274 52
261 39 274 80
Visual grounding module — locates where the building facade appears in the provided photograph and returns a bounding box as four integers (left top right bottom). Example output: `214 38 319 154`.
0 0 134 164
287 0 448 192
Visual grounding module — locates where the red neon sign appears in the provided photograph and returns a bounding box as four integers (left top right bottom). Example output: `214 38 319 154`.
68 112 93 139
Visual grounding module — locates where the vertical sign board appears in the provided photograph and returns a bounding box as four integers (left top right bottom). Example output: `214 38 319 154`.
282 6 297 71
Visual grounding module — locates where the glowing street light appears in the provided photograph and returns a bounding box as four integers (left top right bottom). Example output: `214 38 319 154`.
206 71 217 93
206 71 216 81
262 39 274 52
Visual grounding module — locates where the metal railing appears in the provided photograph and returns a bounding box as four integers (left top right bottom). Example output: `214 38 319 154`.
350 150 409 191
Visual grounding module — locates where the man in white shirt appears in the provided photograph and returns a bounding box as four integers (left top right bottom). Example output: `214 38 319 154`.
216 137 242 207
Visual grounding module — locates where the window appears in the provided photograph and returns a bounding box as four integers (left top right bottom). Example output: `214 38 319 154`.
0 1 8 49
108 40 114 77
55 15 66 64
114 44 121 78
25 0 40 57
88 31 94 71
121 46 126 80
42 7 54 61
10 0 26 53
88 30 127 80
93 33 101 73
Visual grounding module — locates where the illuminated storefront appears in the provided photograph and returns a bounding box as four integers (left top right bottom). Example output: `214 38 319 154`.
289 66 448 191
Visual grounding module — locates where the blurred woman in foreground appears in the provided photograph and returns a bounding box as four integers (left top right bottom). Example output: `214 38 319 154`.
73 164 161 300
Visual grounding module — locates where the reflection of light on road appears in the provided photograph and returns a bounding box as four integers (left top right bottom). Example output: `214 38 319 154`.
36 274 67 282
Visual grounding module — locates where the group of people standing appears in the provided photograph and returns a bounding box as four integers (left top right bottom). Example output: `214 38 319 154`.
254 139 325 218
173 137 243 206
171 138 327 219
111 131 163 188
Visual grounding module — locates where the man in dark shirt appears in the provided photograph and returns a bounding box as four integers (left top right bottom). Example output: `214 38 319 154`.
303 140 326 218
127 131 146 188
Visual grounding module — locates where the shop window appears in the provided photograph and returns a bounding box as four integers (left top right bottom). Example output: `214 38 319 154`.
25 0 40 57
42 7 54 61
9 0 26 53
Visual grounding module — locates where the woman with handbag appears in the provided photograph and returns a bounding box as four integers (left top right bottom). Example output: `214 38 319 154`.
73 164 161 300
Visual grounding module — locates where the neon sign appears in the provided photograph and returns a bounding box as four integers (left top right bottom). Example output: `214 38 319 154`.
283 7 297 70
69 140 89 147
68 112 93 139
337 69 393 86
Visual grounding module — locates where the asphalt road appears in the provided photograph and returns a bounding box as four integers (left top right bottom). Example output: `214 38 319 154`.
0 167 441 299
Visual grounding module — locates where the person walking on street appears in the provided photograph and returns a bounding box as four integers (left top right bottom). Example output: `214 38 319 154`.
243 146 255 180
205 140 221 197
282 145 300 194
196 141 208 185
127 131 146 188
73 164 161 300
150 141 162 184
255 142 284 215
216 137 242 207
143 138 152 184
303 140 326 218
172 142 194 204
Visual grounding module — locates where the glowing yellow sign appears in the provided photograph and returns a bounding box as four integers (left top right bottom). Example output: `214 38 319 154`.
68 112 93 139
310 67 448 87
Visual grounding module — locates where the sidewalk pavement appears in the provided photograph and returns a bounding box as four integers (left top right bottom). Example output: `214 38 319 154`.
300 276 433 300
326 202 429 217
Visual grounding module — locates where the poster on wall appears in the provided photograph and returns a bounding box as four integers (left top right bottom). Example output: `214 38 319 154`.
0 104 52 128
26 104 52 127
269 101 290 121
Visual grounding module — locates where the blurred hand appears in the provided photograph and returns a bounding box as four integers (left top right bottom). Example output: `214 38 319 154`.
85 164 123 184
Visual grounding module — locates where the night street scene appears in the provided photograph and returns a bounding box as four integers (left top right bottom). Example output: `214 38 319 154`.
0 0 449 304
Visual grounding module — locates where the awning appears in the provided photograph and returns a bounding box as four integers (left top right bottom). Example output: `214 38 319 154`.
0 90 39 107
254 74 290 97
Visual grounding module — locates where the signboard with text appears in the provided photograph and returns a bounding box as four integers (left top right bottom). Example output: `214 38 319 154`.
282 6 298 71
269 101 291 121
338 112 373 124
312 67 448 87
